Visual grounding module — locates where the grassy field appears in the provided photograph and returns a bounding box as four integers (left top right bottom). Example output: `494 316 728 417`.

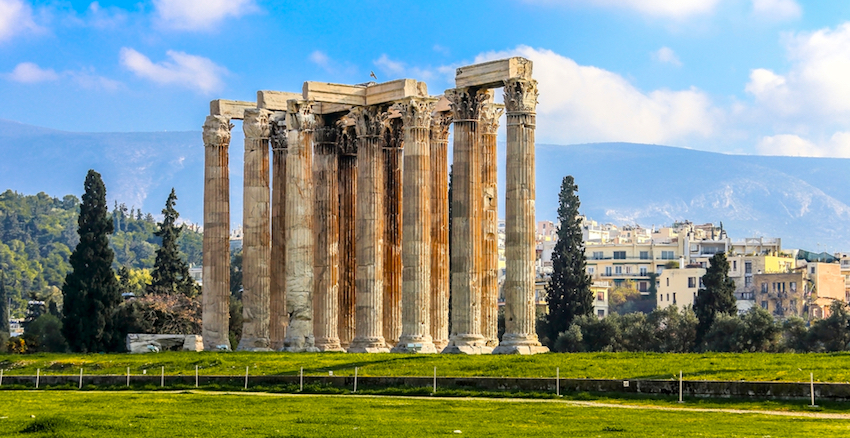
0 391 848 437
2 351 850 382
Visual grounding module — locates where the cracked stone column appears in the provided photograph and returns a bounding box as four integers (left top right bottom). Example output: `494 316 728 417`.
429 112 451 351
392 97 438 354
443 88 493 355
283 100 319 352
313 117 344 352
202 115 232 351
383 118 403 347
337 127 357 349
238 108 272 351
349 106 390 353
493 78 548 355
270 116 288 350
480 103 503 348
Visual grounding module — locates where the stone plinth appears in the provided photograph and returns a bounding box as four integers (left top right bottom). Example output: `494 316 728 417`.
201 115 232 351
238 108 272 352
270 116 288 350
493 78 548 355
429 112 451 352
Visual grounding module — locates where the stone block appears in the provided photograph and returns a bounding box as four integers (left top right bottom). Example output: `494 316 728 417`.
126 334 204 353
313 102 354 115
491 344 549 355
257 90 301 111
455 57 533 89
210 99 256 120
302 81 366 106
365 79 427 106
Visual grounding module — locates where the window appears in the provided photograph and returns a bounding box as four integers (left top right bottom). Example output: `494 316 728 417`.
597 292 604 301
761 282 768 293
790 299 797 309
666 293 670 301
745 261 752 274
639 251 649 260
598 309 605 318
688 277 696 288
615 266 623 275
639 267 647 276
673 293 677 304
790 282 797 292
592 251 603 260
733 260 737 271
761 301 768 309
613 251 626 260
588 267 595 275
605 266 612 276
638 281 648 292
661 251 674 260
745 277 752 286
625 266 632 274
811 266 816 274
666 278 670 287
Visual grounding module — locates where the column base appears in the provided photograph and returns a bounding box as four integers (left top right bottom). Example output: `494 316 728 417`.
390 336 437 354
236 337 272 352
269 340 286 351
491 344 549 355
315 338 345 352
441 345 494 355
348 337 390 353
283 335 319 353
433 340 449 352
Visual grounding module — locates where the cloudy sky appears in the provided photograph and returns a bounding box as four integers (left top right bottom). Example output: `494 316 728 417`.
3 0 850 157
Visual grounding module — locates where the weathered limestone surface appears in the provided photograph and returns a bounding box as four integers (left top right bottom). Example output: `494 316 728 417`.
283 100 319 352
382 118 403 347
493 78 548 355
127 334 203 353
429 112 451 351
269 116 288 350
366 79 428 106
202 115 232 351
337 127 357 348
258 90 302 111
210 99 255 120
238 108 273 351
455 57 533 89
392 97 437 354
480 103 503 347
443 88 492 355
313 118 344 352
349 106 389 353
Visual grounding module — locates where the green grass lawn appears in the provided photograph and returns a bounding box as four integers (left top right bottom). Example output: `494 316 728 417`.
2 351 850 382
0 391 847 437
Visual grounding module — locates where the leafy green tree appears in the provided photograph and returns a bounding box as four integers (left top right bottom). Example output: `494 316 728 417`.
147 189 197 297
694 252 737 347
807 300 850 352
0 271 8 348
62 170 122 352
649 305 697 353
22 314 68 353
544 175 593 346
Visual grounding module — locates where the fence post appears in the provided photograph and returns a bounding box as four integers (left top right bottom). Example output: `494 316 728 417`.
300 367 304 392
678 370 683 403
36 368 40 389
244 366 249 390
161 366 165 388
810 372 817 407
1 368 4 387
353 367 358 393
126 367 130 387
433 367 437 393
195 365 199 388
79 368 83 390
556 367 560 396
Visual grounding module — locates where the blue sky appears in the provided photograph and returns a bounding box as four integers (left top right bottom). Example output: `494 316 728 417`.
3 0 850 157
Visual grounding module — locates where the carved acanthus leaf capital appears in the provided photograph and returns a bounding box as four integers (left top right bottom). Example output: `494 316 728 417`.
203 115 233 146
243 108 271 140
504 78 538 114
430 112 452 142
446 87 491 121
479 103 504 135
350 106 387 138
286 100 316 132
314 118 340 147
270 116 287 151
337 126 357 156
395 97 436 129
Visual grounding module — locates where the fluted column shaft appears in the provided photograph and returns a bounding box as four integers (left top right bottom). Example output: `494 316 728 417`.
443 88 492 354
480 104 503 347
349 106 390 353
494 78 548 355
337 128 357 348
313 120 343 351
283 100 318 352
270 118 288 350
201 115 232 351
393 98 437 354
238 108 272 351
429 113 451 351
383 119 403 347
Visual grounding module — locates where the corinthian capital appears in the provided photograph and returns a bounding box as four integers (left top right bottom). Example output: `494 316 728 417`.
243 108 271 140
314 117 340 147
203 115 233 146
286 100 316 132
395 97 436 129
270 116 287 151
337 125 357 156
350 106 386 138
430 112 452 142
479 103 504 135
503 78 538 114
446 87 491 121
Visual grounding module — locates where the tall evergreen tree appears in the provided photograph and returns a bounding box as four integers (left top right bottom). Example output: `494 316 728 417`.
62 170 122 352
0 271 9 348
694 252 737 348
147 189 197 297
544 175 593 346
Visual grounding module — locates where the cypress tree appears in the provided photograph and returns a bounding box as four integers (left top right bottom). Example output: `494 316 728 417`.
694 252 737 348
0 271 9 348
62 170 122 352
148 189 197 297
544 175 593 346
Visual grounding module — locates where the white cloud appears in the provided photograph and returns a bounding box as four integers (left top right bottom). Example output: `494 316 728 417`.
652 47 682 66
473 46 718 145
6 62 58 83
0 0 43 42
757 133 850 158
374 54 435 82
751 0 801 21
310 51 331 69
120 48 227 94
534 0 721 19
153 0 258 31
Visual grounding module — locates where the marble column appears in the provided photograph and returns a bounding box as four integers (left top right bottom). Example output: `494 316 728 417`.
382 118 403 347
201 115 232 351
443 87 493 354
337 126 357 349
283 100 319 352
238 108 272 351
480 103 503 347
349 106 390 353
313 117 344 352
269 116 288 350
392 97 437 354
429 112 451 352
493 79 548 355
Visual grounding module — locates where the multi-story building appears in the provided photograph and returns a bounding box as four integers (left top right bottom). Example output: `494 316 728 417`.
591 281 610 318
585 240 682 293
753 271 808 319
729 254 796 312
805 262 846 318
656 266 705 311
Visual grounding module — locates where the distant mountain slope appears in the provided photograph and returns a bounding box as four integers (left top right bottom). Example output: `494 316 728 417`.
1 119 848 250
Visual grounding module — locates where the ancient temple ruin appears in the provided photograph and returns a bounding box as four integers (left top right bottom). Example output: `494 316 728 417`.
201 57 547 355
